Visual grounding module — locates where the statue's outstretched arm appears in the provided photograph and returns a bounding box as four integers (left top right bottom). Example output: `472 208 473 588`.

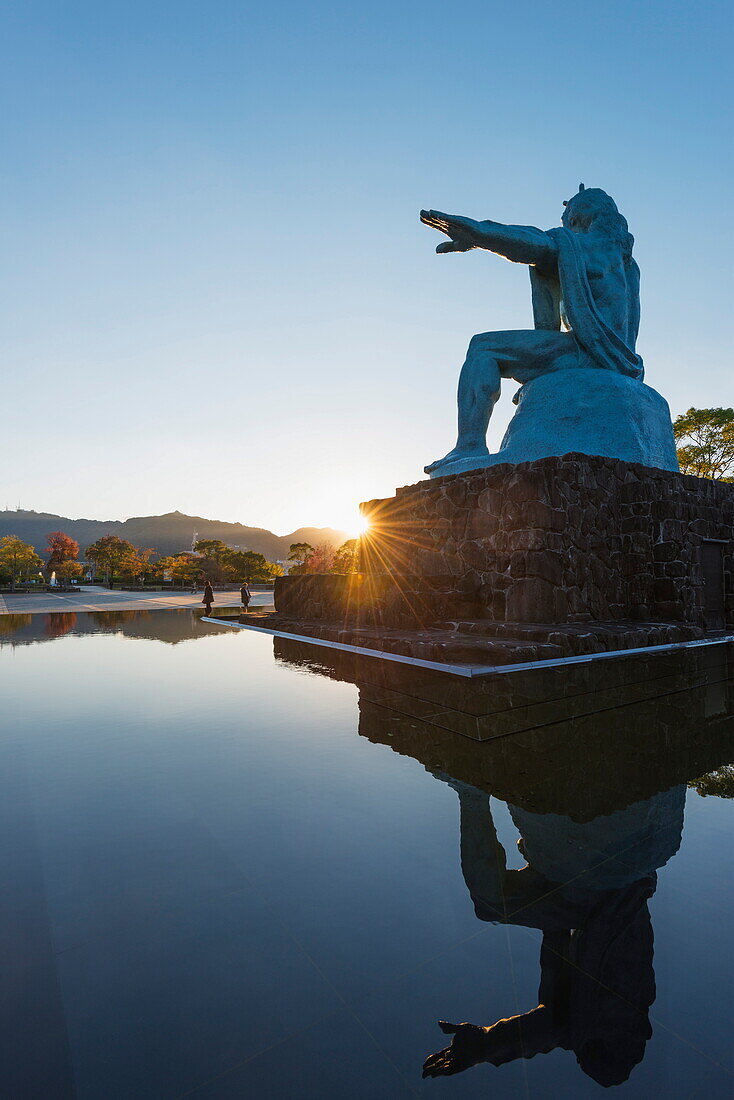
421 209 557 266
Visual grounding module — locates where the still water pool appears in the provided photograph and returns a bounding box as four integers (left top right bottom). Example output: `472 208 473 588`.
1 610 733 1099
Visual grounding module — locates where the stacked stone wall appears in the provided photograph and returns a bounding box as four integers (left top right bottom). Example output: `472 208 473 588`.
358 454 734 628
275 455 734 629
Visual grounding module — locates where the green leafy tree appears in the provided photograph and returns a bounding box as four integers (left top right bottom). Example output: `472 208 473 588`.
331 539 360 574
0 536 44 590
192 540 285 582
85 535 137 585
689 765 734 799
227 549 283 581
194 539 231 561
198 556 233 584
673 407 734 479
193 539 239 582
287 542 314 574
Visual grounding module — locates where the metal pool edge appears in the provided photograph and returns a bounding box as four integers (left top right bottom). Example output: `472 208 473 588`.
200 618 734 680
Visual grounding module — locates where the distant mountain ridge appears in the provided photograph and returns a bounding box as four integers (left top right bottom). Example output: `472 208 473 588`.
0 509 348 561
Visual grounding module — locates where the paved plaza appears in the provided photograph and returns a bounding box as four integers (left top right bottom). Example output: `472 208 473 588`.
0 585 273 616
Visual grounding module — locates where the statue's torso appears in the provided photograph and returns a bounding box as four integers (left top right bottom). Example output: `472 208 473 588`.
568 231 635 346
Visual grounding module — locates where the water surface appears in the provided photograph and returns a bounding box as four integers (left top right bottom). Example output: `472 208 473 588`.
1 610 732 1098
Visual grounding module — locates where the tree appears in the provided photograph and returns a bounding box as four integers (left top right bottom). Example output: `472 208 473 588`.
287 542 315 574
673 407 734 479
56 560 84 583
193 539 238 582
227 549 283 581
46 531 79 574
191 540 283 582
301 544 336 573
331 539 360 574
197 556 232 584
194 539 231 562
689 765 734 799
154 554 200 584
0 536 44 590
118 547 157 583
85 535 137 585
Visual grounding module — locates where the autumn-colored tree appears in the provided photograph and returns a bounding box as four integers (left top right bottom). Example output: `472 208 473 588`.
43 612 78 640
85 535 137 585
56 560 84 583
331 539 360 574
673 407 734 479
46 530 79 575
0 614 33 639
0 536 44 590
300 544 336 573
155 554 200 583
118 546 157 583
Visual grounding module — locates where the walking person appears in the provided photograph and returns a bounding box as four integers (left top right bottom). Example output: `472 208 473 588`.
191 578 198 596
240 579 252 612
202 580 214 616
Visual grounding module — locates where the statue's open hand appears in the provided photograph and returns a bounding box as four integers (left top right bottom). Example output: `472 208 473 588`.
420 209 477 253
422 1021 490 1078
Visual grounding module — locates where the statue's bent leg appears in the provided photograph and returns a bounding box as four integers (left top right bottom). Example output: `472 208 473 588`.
457 336 502 454
425 335 501 474
426 331 577 475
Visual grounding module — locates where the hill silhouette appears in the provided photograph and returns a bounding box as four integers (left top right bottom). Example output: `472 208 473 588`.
0 509 348 561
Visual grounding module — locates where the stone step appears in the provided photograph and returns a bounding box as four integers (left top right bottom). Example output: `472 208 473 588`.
436 619 562 639
342 628 564 666
433 618 702 656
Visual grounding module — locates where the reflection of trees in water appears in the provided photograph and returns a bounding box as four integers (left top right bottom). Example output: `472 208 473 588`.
0 609 232 647
689 764 734 799
0 614 32 636
42 612 77 639
88 610 153 631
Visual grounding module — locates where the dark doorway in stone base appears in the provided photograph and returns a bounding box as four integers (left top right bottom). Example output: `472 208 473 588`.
701 540 726 631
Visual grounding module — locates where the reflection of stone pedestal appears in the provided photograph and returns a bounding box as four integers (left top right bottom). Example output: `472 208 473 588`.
427 369 679 479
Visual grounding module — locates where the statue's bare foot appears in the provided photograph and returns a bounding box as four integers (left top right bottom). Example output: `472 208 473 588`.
425 444 489 476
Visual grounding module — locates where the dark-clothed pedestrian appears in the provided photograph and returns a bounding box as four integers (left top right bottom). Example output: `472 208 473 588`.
240 580 251 611
202 580 214 615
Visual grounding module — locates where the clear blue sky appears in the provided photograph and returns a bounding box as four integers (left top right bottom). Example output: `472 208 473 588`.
1 0 731 535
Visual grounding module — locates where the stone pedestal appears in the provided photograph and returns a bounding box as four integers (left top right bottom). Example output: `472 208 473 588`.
427 370 679 478
359 454 734 630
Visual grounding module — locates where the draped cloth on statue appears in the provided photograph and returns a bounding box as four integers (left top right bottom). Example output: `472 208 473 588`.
529 227 644 381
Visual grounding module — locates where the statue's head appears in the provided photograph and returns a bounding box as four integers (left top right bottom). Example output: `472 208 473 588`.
562 184 634 255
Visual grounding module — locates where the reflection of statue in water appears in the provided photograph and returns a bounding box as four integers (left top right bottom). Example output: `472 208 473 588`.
421 185 646 477
422 776 685 1088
